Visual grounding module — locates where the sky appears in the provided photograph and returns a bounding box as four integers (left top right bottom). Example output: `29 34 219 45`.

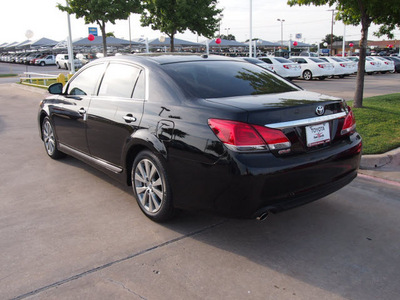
1 0 399 46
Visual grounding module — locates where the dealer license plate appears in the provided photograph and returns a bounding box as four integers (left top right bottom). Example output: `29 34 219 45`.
305 122 330 147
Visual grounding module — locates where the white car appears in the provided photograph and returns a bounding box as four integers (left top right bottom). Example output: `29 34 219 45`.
341 57 358 74
347 57 378 75
319 57 353 77
35 54 56 66
258 57 302 79
241 57 274 72
289 57 335 80
369 56 395 73
55 54 82 70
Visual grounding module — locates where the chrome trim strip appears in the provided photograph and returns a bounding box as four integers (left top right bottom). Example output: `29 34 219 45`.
265 112 346 129
59 143 123 173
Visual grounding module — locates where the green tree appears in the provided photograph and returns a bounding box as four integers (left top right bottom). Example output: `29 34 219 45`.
220 34 236 41
287 0 400 108
57 0 142 57
320 33 342 47
140 0 222 52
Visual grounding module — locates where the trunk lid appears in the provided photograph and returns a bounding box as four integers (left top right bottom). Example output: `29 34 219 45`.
206 90 351 155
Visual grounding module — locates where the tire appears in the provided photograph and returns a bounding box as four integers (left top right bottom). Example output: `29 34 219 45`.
40 61 45 66
303 70 312 80
57 63 61 69
42 117 65 159
319 76 326 80
131 150 174 222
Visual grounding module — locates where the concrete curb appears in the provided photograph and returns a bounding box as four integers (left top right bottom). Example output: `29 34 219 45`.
360 147 400 169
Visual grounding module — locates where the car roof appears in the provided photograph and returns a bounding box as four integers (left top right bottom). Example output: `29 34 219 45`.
100 54 241 66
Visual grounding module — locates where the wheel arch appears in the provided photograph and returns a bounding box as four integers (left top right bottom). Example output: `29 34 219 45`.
124 132 168 186
38 111 49 140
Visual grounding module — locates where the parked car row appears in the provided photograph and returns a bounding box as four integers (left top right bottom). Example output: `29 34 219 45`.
0 52 53 65
243 54 397 81
0 52 86 69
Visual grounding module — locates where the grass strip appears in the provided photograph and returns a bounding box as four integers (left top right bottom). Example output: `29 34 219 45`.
348 93 400 154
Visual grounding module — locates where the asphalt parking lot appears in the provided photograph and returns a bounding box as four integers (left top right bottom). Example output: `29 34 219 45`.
1 76 400 299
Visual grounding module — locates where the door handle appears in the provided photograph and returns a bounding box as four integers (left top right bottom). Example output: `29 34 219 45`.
123 114 136 123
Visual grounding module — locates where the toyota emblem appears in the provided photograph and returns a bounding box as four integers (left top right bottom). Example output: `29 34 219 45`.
315 105 325 116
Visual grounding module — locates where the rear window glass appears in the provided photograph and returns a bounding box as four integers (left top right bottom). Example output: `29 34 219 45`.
274 57 292 63
162 61 298 99
309 58 325 63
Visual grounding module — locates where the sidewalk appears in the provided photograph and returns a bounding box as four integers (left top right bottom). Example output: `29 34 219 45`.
359 147 400 184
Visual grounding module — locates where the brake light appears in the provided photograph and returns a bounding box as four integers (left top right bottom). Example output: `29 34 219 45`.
340 63 346 67
318 64 324 68
283 65 290 69
370 62 375 65
341 107 356 135
384 62 389 65
208 119 291 152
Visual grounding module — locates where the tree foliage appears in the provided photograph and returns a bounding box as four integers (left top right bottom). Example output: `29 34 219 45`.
140 0 222 51
287 0 400 108
220 34 236 41
57 0 142 56
321 33 342 45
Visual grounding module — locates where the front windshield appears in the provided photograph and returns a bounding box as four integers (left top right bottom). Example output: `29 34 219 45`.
162 61 299 99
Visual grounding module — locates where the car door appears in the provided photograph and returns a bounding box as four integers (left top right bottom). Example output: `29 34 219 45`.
86 62 145 167
50 63 106 154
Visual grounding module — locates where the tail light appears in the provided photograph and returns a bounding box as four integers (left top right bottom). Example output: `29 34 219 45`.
370 62 375 65
384 62 389 65
318 64 324 68
341 107 356 135
283 65 290 69
208 119 291 152
340 63 346 67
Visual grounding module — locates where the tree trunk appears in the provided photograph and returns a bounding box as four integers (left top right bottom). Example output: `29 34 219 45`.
353 1 371 108
98 20 107 57
170 33 175 52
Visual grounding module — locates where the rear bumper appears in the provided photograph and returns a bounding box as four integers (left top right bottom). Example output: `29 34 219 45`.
213 134 362 218
169 132 362 219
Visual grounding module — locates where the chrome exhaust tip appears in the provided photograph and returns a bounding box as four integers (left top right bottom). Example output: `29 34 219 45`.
256 212 269 221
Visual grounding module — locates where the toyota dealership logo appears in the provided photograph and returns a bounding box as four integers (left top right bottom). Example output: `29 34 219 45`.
315 105 325 116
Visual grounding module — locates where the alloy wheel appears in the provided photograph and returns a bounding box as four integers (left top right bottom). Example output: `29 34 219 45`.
134 158 164 214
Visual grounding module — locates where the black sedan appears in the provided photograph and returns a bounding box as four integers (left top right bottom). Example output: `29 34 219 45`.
38 54 362 222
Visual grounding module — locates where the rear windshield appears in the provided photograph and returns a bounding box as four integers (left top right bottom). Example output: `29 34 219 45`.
274 57 292 63
309 58 325 63
162 61 298 99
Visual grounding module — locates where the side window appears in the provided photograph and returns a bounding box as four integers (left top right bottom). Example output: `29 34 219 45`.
299 58 307 64
262 58 272 64
67 63 105 96
98 63 141 98
133 71 145 99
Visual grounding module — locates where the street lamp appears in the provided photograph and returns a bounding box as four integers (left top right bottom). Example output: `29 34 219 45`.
225 27 230 38
219 14 224 37
277 19 285 46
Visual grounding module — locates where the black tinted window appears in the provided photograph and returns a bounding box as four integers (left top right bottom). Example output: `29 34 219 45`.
163 61 298 99
67 63 105 96
99 63 141 98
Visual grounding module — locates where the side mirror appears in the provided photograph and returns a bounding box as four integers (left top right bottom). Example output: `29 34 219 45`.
48 82 63 95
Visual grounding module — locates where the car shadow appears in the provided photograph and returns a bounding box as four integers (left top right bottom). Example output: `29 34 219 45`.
56 155 400 299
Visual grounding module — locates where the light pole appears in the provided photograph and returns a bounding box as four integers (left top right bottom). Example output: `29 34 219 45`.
328 9 335 55
249 0 252 57
225 28 230 38
277 18 285 47
219 14 224 37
